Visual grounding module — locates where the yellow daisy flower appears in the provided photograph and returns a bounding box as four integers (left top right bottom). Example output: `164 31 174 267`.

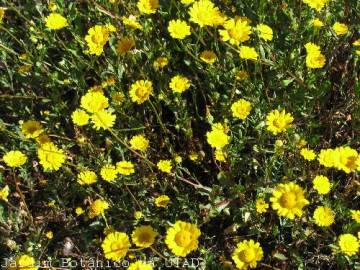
21 120 44 139
101 231 130 261
77 170 97 185
169 75 191 93
266 109 294 135
3 150 27 167
231 99 252 120
338 234 359 256
88 199 109 218
129 80 153 104
313 206 335 227
155 195 171 208
232 239 263 269
157 160 172 173
131 225 158 248
116 161 135 175
45 13 68 30
100 164 118 182
129 135 149 151
168 19 191 39
312 175 331 194
38 142 66 171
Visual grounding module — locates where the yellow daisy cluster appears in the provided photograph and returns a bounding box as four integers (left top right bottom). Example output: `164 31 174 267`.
85 24 116 56
305 42 326 69
318 146 359 173
206 123 230 149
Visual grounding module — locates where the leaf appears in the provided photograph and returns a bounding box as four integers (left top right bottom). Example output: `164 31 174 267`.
273 252 288 261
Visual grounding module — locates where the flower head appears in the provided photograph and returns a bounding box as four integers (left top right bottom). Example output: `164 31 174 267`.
91 110 116 130
312 18 324 28
122 15 142 30
132 225 158 248
200 50 217 64
85 25 114 56
102 231 130 261
9 255 38 270
256 23 273 41
78 170 97 185
302 0 329 11
21 120 44 139
168 19 191 39
206 124 229 149
81 92 109 113
255 199 269 214
165 221 201 257
232 239 263 269
155 195 171 208
239 46 258 60
313 206 335 227
318 149 338 168
157 160 172 173
38 142 66 171
270 182 309 219
266 109 294 135
0 185 10 202
117 37 135 55
137 0 159 14
45 13 68 30
129 80 153 104
71 109 90 126
350 210 360 223
219 18 252 45
116 161 135 175
189 0 225 27
231 99 252 120
100 164 118 182
305 42 326 69
129 135 149 151
300 148 316 161
334 146 358 173
89 199 109 218
169 75 191 93
333 22 348 36
338 234 359 256
312 175 331 195
3 150 27 167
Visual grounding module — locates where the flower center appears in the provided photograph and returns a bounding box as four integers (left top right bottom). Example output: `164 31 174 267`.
111 242 123 253
273 119 285 129
238 248 255 263
175 231 192 247
280 192 297 208
138 232 151 243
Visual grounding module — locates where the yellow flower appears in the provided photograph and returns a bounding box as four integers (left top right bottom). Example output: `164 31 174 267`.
157 160 172 173
116 161 135 175
0 185 10 202
219 18 252 45
266 109 294 135
333 22 348 36
235 70 249 81
302 0 329 11
45 231 54 239
312 18 324 28
153 56 169 69
189 0 225 27
181 0 195 4
232 239 263 269
3 150 27 167
300 148 316 161
122 15 142 30
91 110 116 130
255 199 269 214
89 199 109 218
21 120 44 139
85 25 114 56
231 99 252 120
112 91 125 104
45 13 68 30
239 46 258 60
129 135 149 151
270 182 309 219
100 164 118 182
117 37 135 55
155 195 170 208
334 146 358 173
81 91 109 113
132 225 158 248
102 231 130 261
206 124 230 149
78 170 97 185
137 0 159 14
0 8 5 23
215 149 226 161
128 261 153 270
129 80 153 104
354 39 360 47
351 210 360 223
200 50 217 64
71 109 90 126
174 154 183 164
256 23 273 41
168 19 191 39
88 84 103 93
189 152 199 161
318 149 338 168
304 42 326 69
313 206 335 227
8 255 38 270
169 75 191 93
75 207 85 216
165 221 201 257
38 142 66 171
338 234 359 256
134 211 143 219
312 175 331 195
